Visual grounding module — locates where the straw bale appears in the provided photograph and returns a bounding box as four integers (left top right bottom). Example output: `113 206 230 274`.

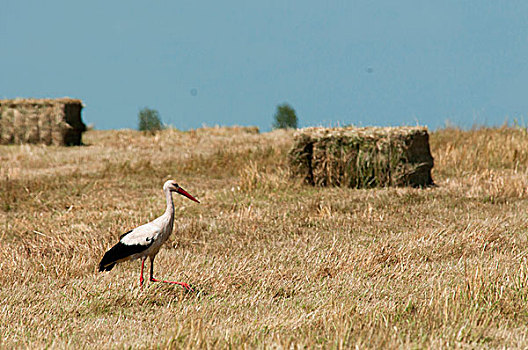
0 108 14 144
38 107 53 145
289 126 434 188
12 108 25 143
1 98 83 106
26 112 40 143
0 98 85 145
51 106 65 145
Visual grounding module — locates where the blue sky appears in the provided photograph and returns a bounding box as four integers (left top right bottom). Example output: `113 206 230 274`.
1 1 527 131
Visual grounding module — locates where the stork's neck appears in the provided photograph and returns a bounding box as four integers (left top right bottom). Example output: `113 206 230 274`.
164 188 175 216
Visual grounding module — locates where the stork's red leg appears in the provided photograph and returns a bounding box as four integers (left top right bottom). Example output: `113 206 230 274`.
149 256 194 291
139 258 146 287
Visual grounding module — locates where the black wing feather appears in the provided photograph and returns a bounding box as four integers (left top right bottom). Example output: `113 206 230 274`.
119 229 133 240
98 240 153 272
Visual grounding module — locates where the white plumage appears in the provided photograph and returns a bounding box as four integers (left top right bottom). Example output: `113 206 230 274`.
99 180 199 290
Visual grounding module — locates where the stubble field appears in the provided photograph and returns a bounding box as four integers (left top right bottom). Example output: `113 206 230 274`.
1 126 528 348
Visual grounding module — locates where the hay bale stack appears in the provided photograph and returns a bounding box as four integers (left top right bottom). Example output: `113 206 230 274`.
289 126 434 188
0 98 86 146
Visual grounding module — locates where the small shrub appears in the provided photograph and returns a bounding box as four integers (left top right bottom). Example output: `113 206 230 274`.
138 107 163 133
273 103 298 130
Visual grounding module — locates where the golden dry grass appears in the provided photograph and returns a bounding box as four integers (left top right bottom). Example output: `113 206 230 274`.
1 126 528 348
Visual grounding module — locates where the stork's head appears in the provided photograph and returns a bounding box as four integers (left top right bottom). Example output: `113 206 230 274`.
163 180 200 203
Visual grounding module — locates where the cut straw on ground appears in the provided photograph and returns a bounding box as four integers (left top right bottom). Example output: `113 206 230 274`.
1 125 528 348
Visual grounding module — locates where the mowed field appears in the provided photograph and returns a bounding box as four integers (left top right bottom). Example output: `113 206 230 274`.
2 126 528 348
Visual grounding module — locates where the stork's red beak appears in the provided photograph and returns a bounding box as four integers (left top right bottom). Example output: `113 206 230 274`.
177 187 200 203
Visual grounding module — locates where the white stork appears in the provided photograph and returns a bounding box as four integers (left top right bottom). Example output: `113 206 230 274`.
98 180 200 290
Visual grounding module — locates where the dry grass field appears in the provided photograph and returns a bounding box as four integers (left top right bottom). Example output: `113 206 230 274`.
2 125 528 348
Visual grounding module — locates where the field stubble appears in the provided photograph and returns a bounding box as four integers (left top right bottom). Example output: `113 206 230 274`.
1 126 528 348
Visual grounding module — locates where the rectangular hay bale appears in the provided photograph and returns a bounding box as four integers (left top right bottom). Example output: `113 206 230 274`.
289 126 434 188
0 98 86 145
38 108 53 145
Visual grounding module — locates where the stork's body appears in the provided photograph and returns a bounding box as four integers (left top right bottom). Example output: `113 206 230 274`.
99 180 199 289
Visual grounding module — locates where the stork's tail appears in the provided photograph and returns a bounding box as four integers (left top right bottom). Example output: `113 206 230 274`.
99 262 116 272
98 242 127 272
98 240 149 272
98 248 118 272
